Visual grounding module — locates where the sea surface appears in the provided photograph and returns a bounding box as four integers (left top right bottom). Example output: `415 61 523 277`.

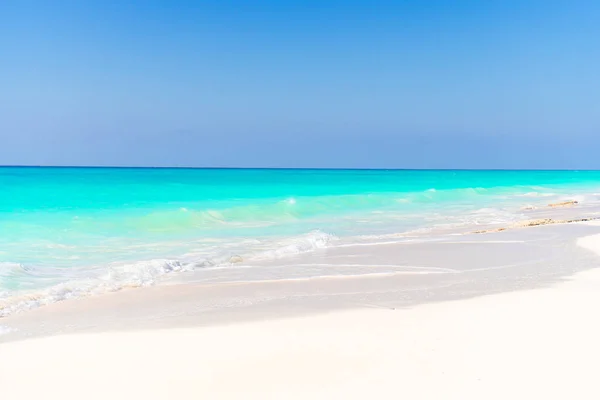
2 167 600 317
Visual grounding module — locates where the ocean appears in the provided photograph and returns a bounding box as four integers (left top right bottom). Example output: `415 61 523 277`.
2 167 600 317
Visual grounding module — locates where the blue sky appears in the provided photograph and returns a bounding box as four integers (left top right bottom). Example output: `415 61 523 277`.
1 1 598 168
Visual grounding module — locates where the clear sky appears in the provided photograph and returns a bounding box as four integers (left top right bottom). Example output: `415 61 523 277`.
1 1 598 168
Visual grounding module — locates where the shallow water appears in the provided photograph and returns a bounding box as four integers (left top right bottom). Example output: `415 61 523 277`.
2 167 600 315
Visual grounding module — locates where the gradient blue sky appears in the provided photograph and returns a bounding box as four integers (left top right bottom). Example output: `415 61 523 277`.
1 1 598 168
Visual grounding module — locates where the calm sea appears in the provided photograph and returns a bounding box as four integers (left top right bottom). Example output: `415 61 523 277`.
1 167 600 316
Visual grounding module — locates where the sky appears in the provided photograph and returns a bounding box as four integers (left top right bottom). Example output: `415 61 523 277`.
0 0 599 168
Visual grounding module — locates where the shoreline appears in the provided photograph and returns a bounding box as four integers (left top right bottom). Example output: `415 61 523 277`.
0 190 597 319
1 201 598 322
2 223 600 398
2 219 600 341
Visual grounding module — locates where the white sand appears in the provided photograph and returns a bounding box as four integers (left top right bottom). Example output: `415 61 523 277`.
2 233 600 399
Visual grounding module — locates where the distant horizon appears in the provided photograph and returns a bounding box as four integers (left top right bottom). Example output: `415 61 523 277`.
1 165 599 172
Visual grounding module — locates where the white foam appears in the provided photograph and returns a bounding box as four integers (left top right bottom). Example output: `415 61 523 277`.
517 192 557 197
0 325 14 335
0 231 338 317
467 207 524 225
249 231 336 260
0 259 212 317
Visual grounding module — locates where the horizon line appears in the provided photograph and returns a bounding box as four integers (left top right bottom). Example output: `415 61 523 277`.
0 165 597 172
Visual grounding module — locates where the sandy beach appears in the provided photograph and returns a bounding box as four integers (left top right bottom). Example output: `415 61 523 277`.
3 0 599 397
1 221 600 399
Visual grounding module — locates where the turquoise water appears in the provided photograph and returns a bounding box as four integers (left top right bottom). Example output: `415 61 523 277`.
2 167 600 315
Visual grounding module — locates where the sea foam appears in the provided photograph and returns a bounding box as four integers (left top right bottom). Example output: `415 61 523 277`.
0 230 337 317
0 325 13 335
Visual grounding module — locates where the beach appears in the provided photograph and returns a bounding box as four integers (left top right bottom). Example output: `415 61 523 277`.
3 169 600 398
2 220 600 399
4 0 599 396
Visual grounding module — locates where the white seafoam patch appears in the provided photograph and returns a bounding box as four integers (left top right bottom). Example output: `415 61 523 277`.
0 230 337 317
0 325 14 335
